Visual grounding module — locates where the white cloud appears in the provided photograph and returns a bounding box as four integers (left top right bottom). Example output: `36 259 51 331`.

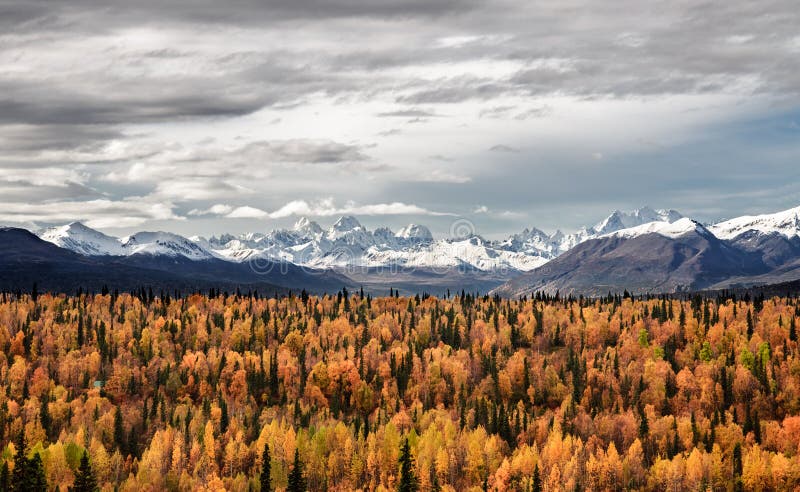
153 180 245 201
188 203 268 218
267 198 453 218
226 206 269 218
188 204 235 216
471 205 523 218
0 198 180 229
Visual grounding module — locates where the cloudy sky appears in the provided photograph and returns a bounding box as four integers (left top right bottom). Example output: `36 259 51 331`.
1 0 799 238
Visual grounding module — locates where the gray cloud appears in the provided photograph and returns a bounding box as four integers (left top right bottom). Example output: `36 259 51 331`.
0 180 101 202
0 0 799 236
488 145 520 154
378 109 440 118
240 140 368 164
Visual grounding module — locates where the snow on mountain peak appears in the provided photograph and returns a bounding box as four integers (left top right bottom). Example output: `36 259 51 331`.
39 222 124 256
121 231 215 259
593 206 683 236
710 205 800 240
293 217 323 235
603 217 705 239
38 205 773 275
395 224 433 242
331 215 362 231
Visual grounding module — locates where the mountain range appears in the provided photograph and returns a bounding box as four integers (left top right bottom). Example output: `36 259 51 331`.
495 207 800 297
4 205 800 296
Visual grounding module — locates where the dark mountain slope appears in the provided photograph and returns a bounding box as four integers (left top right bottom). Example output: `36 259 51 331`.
0 228 351 294
493 225 768 297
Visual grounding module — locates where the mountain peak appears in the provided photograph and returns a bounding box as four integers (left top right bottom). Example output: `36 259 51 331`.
65 221 92 230
38 221 123 256
331 215 362 231
293 216 323 235
395 224 433 242
711 204 800 239
603 217 705 239
593 206 683 235
121 231 214 259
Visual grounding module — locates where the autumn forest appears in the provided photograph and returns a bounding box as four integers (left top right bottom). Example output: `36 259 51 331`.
0 287 799 491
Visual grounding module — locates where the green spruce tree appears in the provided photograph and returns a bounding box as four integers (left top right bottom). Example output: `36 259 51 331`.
531 463 542 492
72 450 98 492
113 407 125 454
397 438 418 492
260 442 272 492
25 454 46 492
0 461 9 492
287 449 306 492
11 432 28 491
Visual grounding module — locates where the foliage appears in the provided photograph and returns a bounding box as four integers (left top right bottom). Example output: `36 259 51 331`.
0 289 795 490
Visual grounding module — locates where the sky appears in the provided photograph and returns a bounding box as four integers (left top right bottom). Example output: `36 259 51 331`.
1 0 799 239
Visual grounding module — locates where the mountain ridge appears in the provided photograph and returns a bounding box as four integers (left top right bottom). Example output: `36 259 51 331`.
19 204 800 296
492 206 800 297
35 206 685 273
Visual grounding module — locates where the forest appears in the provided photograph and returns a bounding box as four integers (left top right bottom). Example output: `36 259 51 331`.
0 286 799 491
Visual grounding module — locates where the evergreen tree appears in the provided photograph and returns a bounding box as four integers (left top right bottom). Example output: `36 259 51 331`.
532 463 542 492
39 396 51 442
287 449 306 492
397 438 418 492
77 314 84 347
0 462 8 492
24 455 46 492
113 407 125 454
638 406 649 438
732 442 743 477
72 450 98 492
219 397 229 434
430 468 441 492
260 442 272 492
10 434 47 492
11 432 28 490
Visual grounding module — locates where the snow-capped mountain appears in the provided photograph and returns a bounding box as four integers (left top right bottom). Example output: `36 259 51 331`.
198 207 683 271
204 216 548 272
27 204 800 296
39 223 216 260
491 206 684 258
710 205 800 240
592 207 683 236
39 222 125 256
395 224 434 243
120 231 216 260
493 217 767 298
600 217 708 240
35 206 684 273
